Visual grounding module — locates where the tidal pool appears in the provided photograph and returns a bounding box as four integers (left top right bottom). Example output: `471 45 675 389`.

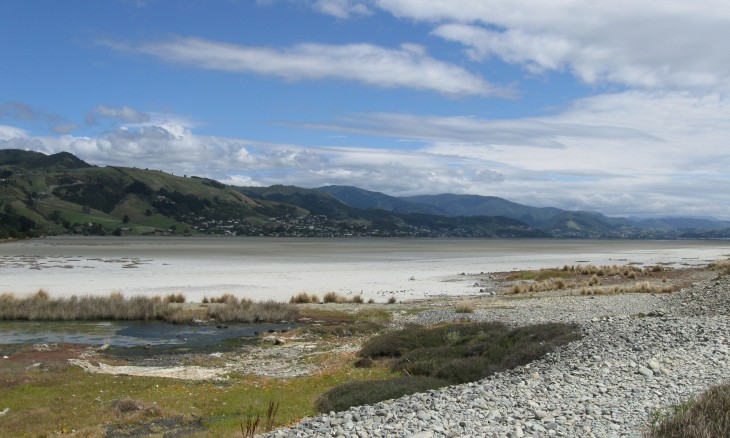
0 320 295 347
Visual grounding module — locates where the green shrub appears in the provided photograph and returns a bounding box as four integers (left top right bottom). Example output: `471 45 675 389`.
319 322 578 412
316 376 445 413
360 322 580 385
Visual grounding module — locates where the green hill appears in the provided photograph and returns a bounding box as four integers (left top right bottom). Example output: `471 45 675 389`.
0 150 279 238
0 150 543 239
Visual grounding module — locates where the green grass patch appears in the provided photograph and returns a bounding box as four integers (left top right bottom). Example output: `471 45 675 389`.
295 321 384 339
0 353 396 437
355 308 391 324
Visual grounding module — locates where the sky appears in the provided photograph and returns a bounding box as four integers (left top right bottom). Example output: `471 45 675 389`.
2 0 730 219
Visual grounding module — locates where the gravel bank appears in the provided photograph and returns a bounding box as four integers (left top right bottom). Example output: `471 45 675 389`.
264 275 730 438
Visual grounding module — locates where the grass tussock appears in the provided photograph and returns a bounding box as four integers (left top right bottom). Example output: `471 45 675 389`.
708 259 730 276
206 300 298 323
647 382 730 438
110 398 165 419
163 293 186 304
204 293 240 304
289 292 320 304
322 292 365 304
510 263 673 294
454 302 475 313
387 296 397 304
0 291 298 323
318 321 580 412
579 281 676 296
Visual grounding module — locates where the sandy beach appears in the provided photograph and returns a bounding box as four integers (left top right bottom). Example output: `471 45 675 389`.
1 237 729 302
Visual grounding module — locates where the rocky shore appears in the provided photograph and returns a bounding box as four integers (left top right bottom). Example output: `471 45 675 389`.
263 274 730 438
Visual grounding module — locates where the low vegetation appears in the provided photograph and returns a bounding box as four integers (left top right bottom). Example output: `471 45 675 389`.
317 377 445 413
579 281 676 296
647 382 730 438
708 258 730 276
322 292 365 304
290 292 320 304
0 290 298 323
509 263 672 294
454 301 475 313
317 321 580 412
207 300 297 323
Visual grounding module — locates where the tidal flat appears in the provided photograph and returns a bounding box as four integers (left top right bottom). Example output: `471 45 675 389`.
1 236 728 302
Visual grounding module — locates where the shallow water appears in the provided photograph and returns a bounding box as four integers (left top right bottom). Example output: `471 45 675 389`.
0 320 294 347
1 237 729 302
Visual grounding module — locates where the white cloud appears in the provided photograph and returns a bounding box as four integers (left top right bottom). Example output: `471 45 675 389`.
293 91 730 217
91 105 151 124
120 37 503 96
0 125 29 140
313 0 372 18
4 91 730 218
372 0 730 92
305 112 654 149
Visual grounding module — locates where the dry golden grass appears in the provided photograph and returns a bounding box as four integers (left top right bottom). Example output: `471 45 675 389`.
454 302 475 313
647 382 730 438
708 259 730 276
0 291 297 323
289 292 320 304
509 263 675 294
321 292 365 304
579 281 676 296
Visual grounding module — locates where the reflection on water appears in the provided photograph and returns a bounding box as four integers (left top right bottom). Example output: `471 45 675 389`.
0 320 295 347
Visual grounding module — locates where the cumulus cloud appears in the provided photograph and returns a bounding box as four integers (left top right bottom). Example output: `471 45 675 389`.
4 91 730 218
112 37 503 96
291 90 730 217
371 0 730 92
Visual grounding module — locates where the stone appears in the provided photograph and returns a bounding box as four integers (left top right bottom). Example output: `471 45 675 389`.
638 366 654 377
406 432 433 438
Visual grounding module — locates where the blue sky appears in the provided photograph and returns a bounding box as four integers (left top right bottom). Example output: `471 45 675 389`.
2 1 730 219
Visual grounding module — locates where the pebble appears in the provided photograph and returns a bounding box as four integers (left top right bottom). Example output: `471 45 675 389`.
263 274 730 438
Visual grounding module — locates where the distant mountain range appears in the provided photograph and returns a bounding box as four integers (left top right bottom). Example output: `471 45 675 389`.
1 149 728 239
317 185 730 238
